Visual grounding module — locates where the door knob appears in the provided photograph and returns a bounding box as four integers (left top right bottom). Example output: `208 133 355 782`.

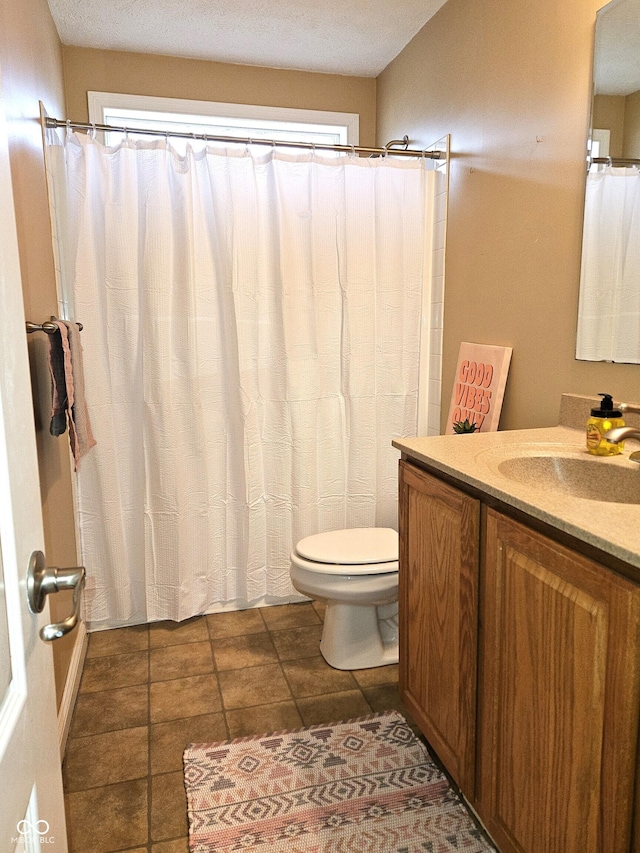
26 550 86 642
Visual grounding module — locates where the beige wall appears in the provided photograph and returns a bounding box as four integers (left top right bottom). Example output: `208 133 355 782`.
377 0 640 431
0 0 79 706
623 89 640 158
62 47 377 147
593 94 626 157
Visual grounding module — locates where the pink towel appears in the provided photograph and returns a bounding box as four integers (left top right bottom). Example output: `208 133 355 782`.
49 320 96 470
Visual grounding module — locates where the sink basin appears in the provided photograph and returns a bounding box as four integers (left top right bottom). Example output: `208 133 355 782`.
475 443 640 504
497 455 640 503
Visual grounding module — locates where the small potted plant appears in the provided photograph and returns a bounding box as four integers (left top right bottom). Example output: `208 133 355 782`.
452 418 478 434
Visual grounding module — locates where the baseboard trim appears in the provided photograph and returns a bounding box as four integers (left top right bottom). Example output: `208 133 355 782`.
57 620 88 760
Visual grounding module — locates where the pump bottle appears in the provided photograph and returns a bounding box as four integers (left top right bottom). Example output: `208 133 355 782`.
586 393 625 456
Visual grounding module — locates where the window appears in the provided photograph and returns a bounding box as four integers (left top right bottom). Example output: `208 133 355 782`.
88 92 359 151
589 128 610 160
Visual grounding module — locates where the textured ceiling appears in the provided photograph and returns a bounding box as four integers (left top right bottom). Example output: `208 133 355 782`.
594 0 640 96
46 0 450 77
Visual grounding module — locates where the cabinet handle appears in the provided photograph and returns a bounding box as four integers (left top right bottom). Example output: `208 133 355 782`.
26 550 86 642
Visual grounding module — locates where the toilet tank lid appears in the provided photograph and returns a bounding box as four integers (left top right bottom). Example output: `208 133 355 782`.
295 527 398 565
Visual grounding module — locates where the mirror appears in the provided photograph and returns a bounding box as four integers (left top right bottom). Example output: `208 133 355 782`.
575 0 640 364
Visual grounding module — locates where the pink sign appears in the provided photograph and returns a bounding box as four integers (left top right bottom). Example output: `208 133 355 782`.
446 342 512 434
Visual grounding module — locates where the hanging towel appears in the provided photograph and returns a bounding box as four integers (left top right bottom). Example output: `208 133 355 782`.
48 320 96 470
47 325 68 437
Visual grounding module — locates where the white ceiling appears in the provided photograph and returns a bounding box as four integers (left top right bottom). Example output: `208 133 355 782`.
46 0 450 77
594 0 640 96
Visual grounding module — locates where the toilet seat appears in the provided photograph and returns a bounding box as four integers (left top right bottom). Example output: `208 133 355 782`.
294 527 397 573
291 552 398 576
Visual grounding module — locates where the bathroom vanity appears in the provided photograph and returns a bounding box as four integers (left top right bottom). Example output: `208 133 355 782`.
393 415 640 853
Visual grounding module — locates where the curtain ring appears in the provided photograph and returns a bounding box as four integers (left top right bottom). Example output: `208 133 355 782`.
349 145 356 159
90 123 97 140
65 119 72 137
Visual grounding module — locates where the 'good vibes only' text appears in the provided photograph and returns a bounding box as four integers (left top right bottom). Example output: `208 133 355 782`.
451 360 494 430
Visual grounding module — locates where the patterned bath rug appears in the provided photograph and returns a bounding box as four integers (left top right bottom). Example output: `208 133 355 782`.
183 710 495 852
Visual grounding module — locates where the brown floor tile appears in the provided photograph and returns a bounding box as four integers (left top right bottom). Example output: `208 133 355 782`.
152 840 189 853
70 684 148 737
149 616 209 648
260 601 321 630
282 655 358 698
363 683 413 719
150 673 222 723
211 632 278 670
218 663 292 709
312 599 326 620
352 663 399 688
151 771 188 842
206 608 266 639
151 713 227 774
150 641 213 682
86 624 149 659
65 603 406 850
65 779 147 853
226 701 303 738
296 689 373 727
270 625 323 661
79 651 149 693
63 726 148 792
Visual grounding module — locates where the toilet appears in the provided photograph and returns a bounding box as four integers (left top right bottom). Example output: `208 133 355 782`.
289 527 399 670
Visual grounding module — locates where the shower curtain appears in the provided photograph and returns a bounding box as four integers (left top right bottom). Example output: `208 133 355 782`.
45 129 432 629
576 165 640 362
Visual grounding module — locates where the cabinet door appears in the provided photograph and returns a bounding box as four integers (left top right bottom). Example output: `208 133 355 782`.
398 460 480 795
479 509 640 853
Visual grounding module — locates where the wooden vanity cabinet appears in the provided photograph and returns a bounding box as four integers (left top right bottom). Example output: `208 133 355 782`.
399 458 640 853
398 460 480 796
477 510 640 853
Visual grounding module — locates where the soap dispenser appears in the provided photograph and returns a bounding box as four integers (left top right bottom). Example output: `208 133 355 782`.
586 393 625 456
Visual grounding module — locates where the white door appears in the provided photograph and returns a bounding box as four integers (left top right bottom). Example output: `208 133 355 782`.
0 75 68 850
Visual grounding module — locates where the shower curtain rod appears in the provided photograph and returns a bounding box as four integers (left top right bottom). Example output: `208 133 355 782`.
591 156 640 166
43 116 442 159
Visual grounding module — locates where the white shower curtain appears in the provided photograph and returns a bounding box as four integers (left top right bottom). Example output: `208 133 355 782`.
576 165 640 362
46 130 431 629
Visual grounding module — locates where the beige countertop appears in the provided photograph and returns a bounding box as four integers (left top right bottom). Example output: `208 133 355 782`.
393 424 640 571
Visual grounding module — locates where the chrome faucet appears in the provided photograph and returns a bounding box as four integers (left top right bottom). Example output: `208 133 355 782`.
603 402 640 461
604 423 640 463
605 425 640 444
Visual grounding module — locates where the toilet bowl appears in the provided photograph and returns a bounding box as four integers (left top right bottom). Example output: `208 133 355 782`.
290 527 399 670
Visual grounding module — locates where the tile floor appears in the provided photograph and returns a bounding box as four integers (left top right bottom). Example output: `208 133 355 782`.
63 600 415 853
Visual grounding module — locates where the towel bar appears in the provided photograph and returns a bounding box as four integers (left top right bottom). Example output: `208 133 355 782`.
26 316 83 334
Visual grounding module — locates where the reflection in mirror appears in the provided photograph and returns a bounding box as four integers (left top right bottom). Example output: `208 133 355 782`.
576 0 640 364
